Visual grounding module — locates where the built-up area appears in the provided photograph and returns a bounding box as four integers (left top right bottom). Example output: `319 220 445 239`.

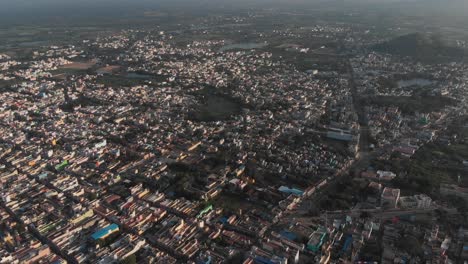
1 17 468 264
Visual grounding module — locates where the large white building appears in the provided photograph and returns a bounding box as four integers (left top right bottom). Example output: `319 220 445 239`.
414 194 432 209
399 194 432 209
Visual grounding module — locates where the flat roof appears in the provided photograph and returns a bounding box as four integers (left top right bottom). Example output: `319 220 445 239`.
91 223 119 240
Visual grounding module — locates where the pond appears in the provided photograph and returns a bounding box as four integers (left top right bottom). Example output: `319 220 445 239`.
219 42 267 52
18 40 49 47
126 72 152 79
397 78 433 88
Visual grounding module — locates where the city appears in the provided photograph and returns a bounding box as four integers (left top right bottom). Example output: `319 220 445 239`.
0 1 468 263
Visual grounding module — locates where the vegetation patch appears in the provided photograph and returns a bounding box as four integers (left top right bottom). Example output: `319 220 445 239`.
188 86 243 122
360 95 456 114
373 33 466 63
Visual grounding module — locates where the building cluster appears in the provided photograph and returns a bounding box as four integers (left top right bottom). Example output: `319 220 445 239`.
378 219 468 263
352 52 468 159
0 23 363 263
355 168 432 211
0 207 66 264
1 9 468 263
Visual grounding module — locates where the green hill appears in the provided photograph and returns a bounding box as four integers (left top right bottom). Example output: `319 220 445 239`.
373 33 465 62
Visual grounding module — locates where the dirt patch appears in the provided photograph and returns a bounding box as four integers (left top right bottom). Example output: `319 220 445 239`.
60 60 96 70
97 65 121 74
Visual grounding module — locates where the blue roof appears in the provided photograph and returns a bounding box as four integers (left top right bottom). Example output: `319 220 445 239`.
254 256 276 264
342 235 352 252
280 230 297 241
91 224 119 240
197 256 212 264
278 186 304 196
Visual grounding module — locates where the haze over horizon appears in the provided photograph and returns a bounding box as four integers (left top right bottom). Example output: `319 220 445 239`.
1 0 467 17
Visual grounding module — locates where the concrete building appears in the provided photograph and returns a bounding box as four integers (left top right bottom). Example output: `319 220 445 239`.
399 194 431 209
414 194 432 209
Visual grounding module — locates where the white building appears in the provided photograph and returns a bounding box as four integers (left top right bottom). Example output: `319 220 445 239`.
399 196 418 209
414 194 432 209
399 194 432 209
377 170 397 181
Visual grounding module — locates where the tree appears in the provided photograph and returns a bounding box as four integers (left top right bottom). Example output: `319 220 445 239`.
396 235 422 256
447 195 468 213
120 254 137 264
226 252 244 264
360 211 372 219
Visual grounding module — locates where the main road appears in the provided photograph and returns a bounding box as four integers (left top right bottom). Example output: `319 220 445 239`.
278 58 376 224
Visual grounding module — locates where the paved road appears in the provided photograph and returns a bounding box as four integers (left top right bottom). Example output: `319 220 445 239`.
279 59 375 224
283 208 434 227
347 59 371 156
323 207 435 218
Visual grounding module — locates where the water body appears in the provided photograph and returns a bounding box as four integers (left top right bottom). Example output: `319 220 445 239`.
18 40 49 47
219 42 267 52
126 72 152 79
397 78 432 88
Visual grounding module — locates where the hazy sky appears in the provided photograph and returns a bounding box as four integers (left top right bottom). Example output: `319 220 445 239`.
0 0 467 26
0 0 466 10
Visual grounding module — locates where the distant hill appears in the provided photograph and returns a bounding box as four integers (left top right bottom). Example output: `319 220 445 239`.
373 33 466 62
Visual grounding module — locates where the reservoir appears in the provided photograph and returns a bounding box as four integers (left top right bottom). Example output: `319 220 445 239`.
397 78 432 88
126 72 152 79
219 42 267 52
